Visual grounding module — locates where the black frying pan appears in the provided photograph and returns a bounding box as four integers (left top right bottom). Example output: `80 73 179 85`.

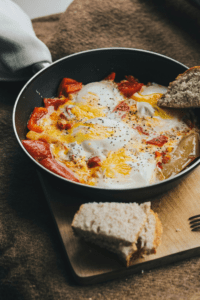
12 48 200 202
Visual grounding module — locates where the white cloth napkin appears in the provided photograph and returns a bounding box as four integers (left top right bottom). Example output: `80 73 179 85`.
0 0 52 81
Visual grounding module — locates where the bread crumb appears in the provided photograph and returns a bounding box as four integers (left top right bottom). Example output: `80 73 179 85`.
141 270 144 274
176 228 181 232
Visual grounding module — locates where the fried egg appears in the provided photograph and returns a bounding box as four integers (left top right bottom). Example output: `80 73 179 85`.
27 78 199 188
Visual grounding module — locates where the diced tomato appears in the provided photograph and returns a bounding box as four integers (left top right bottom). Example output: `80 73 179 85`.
27 107 48 133
57 121 72 130
162 154 171 164
125 75 138 83
146 135 168 147
113 101 130 112
87 157 101 168
157 162 163 169
155 151 171 169
134 125 149 136
40 158 79 182
43 98 68 110
121 113 127 119
58 78 82 97
65 83 82 94
66 106 72 114
155 151 162 158
61 78 78 84
117 81 144 98
22 140 52 161
104 72 116 81
59 113 68 120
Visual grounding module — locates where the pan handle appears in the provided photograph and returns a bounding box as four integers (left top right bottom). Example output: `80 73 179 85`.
32 61 51 74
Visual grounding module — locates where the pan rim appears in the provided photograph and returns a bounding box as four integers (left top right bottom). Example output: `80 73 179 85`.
12 47 200 191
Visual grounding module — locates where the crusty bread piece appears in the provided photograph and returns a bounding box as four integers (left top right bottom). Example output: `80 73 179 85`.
157 66 200 108
125 210 163 266
71 202 162 267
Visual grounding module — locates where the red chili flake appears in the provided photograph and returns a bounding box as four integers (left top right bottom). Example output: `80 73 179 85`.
87 157 101 168
134 125 149 136
146 135 168 147
113 101 130 112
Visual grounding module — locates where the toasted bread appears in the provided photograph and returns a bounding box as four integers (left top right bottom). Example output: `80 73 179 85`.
157 66 200 108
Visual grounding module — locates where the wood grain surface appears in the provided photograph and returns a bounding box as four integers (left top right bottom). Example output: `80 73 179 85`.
38 166 200 285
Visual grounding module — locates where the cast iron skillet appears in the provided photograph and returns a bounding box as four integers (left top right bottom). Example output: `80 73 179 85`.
12 48 200 202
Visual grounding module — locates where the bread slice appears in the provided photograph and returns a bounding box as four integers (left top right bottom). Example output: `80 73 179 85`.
157 66 200 108
71 202 162 267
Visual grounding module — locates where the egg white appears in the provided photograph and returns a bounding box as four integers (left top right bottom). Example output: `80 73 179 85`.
66 117 133 161
37 80 194 188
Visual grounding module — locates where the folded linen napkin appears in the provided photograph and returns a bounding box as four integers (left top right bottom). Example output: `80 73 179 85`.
0 0 52 81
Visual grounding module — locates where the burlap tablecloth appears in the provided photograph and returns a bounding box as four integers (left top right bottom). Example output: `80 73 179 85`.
1 0 200 299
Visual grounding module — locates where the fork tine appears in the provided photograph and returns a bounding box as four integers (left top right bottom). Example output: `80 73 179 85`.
191 226 200 231
189 219 200 225
189 214 200 221
190 222 200 228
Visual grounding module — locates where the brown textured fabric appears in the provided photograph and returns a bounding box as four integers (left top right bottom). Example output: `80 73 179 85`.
1 0 200 299
40 0 200 67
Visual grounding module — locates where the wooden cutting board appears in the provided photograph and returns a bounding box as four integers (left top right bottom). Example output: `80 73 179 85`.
38 166 200 285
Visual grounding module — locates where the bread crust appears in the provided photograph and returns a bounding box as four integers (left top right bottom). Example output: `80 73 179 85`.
127 210 163 267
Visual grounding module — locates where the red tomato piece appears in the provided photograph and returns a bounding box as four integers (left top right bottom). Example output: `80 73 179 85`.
162 154 171 164
155 151 162 158
59 113 68 120
104 72 116 81
22 140 52 161
117 81 144 98
57 121 72 130
157 162 163 169
40 158 79 182
125 75 138 83
27 107 48 133
146 135 168 147
113 101 130 112
87 157 101 168
65 106 72 114
65 82 82 94
134 125 149 136
43 98 68 110
58 78 82 97
121 113 127 119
